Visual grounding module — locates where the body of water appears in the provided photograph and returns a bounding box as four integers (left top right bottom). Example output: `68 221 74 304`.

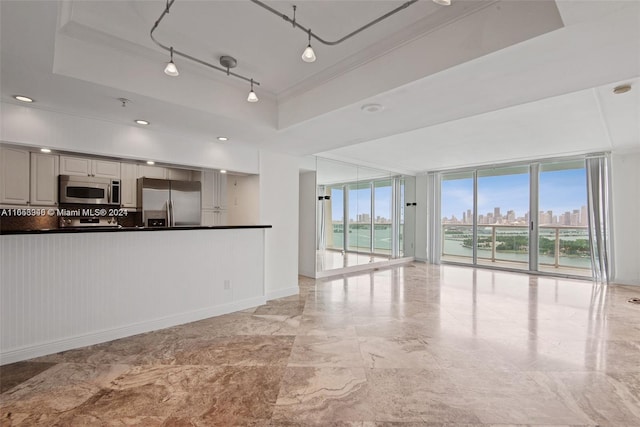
443 231 592 269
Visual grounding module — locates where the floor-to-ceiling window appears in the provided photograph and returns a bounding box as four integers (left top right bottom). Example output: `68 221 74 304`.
374 179 393 255
440 158 592 277
476 166 530 271
441 171 474 265
329 185 344 251
347 182 372 253
538 161 591 275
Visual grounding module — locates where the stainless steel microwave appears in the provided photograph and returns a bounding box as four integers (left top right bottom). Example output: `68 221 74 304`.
59 175 121 205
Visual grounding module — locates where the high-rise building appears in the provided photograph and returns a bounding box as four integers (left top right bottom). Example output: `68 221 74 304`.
581 205 588 226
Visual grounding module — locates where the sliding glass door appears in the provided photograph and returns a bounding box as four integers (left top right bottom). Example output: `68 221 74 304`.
347 182 372 253
329 185 344 251
374 180 393 255
538 161 591 276
441 172 474 265
440 159 592 277
476 166 530 271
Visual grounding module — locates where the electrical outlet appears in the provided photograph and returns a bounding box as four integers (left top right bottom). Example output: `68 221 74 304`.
224 280 231 290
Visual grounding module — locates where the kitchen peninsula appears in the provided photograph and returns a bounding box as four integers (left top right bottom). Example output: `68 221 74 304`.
0 225 271 364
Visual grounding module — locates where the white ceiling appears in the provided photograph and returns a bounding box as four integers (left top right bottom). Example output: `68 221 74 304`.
1 0 639 175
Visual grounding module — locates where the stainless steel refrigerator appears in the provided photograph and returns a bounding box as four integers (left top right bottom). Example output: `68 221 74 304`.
137 178 201 227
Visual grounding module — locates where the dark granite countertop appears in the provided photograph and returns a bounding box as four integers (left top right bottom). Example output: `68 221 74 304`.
0 225 272 236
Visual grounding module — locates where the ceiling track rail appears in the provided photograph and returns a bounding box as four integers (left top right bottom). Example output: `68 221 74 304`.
150 0 420 86
150 0 260 86
249 0 419 46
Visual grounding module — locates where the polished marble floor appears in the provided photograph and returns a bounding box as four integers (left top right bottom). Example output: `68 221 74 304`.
1 263 639 426
316 249 391 272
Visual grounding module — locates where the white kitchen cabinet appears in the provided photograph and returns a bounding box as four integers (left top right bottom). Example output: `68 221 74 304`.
214 171 227 209
93 159 121 178
166 168 192 181
201 209 227 226
60 156 120 178
201 170 214 210
30 152 59 206
0 147 30 205
120 163 137 208
137 164 166 179
201 170 227 210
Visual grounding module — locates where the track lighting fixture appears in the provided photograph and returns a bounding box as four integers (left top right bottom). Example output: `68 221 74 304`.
164 47 179 76
247 79 259 103
152 1 260 102
301 29 317 63
151 0 448 103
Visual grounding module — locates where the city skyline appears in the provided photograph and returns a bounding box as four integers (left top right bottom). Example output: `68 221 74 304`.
442 167 588 224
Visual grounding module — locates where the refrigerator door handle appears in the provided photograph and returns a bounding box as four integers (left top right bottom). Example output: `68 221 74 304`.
170 200 175 227
166 199 171 227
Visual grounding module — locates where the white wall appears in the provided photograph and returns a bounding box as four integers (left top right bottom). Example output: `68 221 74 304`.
259 150 300 299
0 103 260 174
611 151 640 285
227 174 260 225
298 171 316 277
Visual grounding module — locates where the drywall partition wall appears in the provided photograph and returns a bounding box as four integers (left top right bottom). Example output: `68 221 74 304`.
611 151 640 285
0 103 260 174
299 171 317 277
227 175 260 225
0 228 267 364
259 150 300 299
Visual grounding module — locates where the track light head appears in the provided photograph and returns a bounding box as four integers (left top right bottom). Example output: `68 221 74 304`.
302 45 316 63
247 79 259 103
164 47 179 76
302 29 317 63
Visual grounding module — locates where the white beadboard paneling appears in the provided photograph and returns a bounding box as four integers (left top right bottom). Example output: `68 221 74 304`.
0 228 267 364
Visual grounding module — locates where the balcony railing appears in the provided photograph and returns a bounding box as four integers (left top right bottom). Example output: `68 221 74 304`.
327 222 400 256
441 224 592 276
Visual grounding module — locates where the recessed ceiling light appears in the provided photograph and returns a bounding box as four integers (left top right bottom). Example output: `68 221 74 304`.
40 148 51 153
217 137 229 141
135 119 150 125
613 84 632 95
361 103 384 113
433 0 451 5
146 161 155 165
14 95 34 103
220 170 227 174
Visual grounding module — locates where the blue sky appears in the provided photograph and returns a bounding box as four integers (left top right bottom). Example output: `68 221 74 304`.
328 168 588 222
441 168 587 219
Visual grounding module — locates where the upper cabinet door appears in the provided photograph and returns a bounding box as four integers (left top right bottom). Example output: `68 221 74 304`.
137 164 166 179
60 156 91 177
92 159 120 179
60 156 120 178
30 153 59 206
200 170 214 210
0 147 30 205
167 168 191 181
120 163 137 208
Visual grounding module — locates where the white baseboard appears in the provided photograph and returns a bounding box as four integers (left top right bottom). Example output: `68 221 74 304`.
0 296 266 366
611 278 640 287
266 286 299 301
